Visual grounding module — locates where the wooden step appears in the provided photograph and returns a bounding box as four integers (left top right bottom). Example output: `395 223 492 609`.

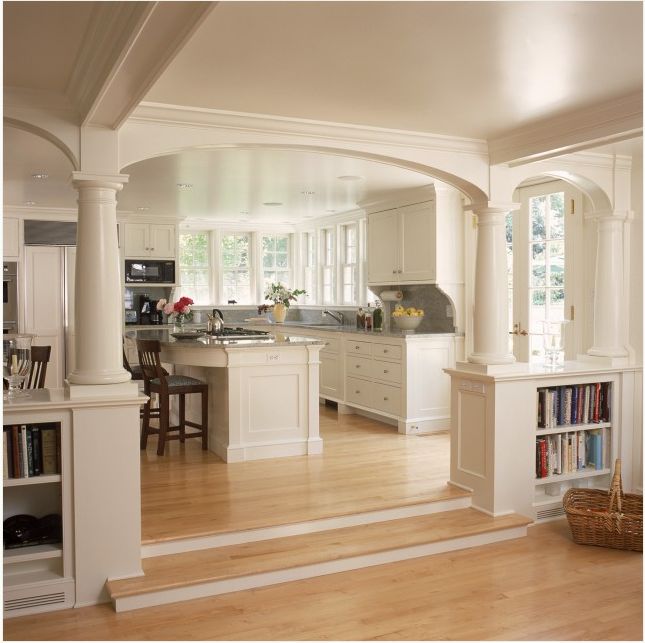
107 509 532 612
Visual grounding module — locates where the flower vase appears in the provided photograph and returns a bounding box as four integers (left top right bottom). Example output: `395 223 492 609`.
174 315 186 332
272 303 287 323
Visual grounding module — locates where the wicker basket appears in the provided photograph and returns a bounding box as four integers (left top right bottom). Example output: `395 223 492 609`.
563 459 642 552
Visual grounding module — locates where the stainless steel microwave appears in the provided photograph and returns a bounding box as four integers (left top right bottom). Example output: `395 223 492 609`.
124 260 175 284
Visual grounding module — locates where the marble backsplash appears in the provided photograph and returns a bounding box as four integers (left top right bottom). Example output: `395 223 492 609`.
188 284 455 333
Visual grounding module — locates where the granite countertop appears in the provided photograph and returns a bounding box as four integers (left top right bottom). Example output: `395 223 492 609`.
125 327 324 349
125 322 460 339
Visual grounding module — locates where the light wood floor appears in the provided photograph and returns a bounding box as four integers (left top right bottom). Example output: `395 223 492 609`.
141 404 463 543
5 519 642 641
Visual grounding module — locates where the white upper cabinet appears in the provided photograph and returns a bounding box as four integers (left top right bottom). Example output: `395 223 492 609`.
365 185 463 286
3 218 20 259
123 223 176 258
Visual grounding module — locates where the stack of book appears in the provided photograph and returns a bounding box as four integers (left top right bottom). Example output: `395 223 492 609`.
535 428 609 479
537 382 611 428
2 424 61 479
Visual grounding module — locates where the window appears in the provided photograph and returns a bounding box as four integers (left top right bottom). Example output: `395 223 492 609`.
178 232 210 304
220 233 251 304
340 223 358 304
321 228 335 305
303 231 317 304
261 234 290 293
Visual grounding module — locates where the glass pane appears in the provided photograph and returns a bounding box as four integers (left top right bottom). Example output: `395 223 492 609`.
550 288 565 308
263 254 274 269
276 253 288 268
530 196 546 241
531 263 545 287
531 243 545 287
276 236 288 252
276 271 289 284
505 212 513 244
549 193 565 239
222 251 235 268
263 236 276 252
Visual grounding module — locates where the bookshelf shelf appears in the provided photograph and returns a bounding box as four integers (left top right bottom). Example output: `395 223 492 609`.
3 474 61 488
536 421 611 437
4 543 63 565
535 467 611 486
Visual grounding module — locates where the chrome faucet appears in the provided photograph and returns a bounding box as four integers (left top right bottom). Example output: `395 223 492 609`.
322 309 344 325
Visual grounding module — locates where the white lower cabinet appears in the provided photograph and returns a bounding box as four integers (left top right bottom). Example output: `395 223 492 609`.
271 325 457 434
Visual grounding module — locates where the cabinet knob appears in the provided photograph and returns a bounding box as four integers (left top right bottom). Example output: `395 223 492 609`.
383 397 389 401
355 364 360 368
392 270 396 274
383 349 388 353
384 369 389 373
355 390 360 394
355 345 359 349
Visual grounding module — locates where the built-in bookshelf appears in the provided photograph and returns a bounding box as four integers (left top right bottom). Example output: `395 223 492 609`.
534 380 613 520
3 414 74 617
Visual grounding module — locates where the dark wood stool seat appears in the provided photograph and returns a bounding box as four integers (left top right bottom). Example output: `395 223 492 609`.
136 338 208 456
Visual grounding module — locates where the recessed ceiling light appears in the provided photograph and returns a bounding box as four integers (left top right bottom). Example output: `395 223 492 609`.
31 172 48 180
301 190 316 196
136 206 149 212
337 175 362 181
326 209 337 213
25 201 36 206
240 210 249 215
263 202 283 207
177 183 193 189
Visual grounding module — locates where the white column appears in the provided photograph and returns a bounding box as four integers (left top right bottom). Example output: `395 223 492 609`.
468 205 516 365
68 173 131 385
587 211 629 358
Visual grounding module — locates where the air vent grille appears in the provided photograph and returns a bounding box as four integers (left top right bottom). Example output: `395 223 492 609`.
537 506 566 521
5 591 66 611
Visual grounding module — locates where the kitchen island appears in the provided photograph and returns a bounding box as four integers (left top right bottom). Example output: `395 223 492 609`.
126 329 324 462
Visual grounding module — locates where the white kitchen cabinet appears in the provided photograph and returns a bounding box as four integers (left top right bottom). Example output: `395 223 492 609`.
365 184 463 287
123 223 176 258
3 218 20 259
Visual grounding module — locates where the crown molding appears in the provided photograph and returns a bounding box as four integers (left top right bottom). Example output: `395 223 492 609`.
130 102 489 158
489 91 643 166
4 205 78 220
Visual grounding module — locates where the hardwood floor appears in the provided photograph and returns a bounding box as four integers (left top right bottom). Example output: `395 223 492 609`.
140 404 463 543
5 520 642 641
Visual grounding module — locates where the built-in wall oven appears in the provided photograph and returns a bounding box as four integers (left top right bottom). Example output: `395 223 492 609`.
3 262 18 334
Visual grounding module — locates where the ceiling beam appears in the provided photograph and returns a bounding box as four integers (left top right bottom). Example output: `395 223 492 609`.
488 91 643 166
67 1 215 130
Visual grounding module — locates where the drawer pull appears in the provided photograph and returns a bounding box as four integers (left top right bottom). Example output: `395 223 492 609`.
383 397 389 401
355 390 360 394
383 349 389 353
383 369 389 374
355 345 360 349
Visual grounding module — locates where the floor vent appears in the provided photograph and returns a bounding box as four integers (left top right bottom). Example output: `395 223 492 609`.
537 506 566 520
4 592 66 611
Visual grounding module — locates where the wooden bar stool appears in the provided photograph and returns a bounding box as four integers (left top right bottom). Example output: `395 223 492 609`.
136 338 208 456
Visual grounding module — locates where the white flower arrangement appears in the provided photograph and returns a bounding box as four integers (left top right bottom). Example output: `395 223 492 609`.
264 283 306 308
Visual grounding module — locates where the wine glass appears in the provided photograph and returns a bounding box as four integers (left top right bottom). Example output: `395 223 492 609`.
3 335 32 399
541 320 568 368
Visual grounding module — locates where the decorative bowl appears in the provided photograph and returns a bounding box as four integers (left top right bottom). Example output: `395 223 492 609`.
393 315 423 331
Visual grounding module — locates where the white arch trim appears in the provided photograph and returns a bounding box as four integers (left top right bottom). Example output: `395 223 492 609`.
4 117 79 171
120 142 489 204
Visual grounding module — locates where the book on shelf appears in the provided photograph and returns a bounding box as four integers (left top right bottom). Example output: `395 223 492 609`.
2 423 61 480
535 428 610 479
537 382 612 429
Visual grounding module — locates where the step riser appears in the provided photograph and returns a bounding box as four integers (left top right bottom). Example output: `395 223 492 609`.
142 496 472 558
116 524 527 612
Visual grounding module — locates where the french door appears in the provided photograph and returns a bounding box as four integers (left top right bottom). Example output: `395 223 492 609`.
508 180 582 362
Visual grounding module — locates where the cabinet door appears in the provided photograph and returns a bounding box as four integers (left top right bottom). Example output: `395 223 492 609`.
320 353 342 399
23 246 64 387
367 209 399 284
148 225 176 258
398 202 436 282
3 218 20 259
123 223 149 257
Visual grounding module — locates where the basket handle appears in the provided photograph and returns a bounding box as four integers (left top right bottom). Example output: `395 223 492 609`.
608 458 623 516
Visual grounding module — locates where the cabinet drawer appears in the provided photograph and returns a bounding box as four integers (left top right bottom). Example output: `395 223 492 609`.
345 340 372 357
371 381 401 416
346 355 372 379
372 343 402 361
346 376 373 407
372 359 402 384
320 336 341 354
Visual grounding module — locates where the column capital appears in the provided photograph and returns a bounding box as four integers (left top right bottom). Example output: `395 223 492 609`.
464 201 520 216
71 172 129 191
584 209 632 223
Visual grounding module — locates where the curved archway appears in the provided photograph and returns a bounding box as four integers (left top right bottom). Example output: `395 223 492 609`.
4 117 79 171
120 143 489 205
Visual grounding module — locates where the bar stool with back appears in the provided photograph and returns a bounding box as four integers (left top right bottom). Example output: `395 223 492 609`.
136 338 209 456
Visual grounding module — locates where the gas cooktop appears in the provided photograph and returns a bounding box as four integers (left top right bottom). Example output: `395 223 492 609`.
209 327 274 340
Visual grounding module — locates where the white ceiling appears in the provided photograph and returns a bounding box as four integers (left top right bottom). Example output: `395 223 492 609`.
3 1 643 221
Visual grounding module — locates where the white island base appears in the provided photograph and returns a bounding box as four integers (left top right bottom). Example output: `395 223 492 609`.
158 337 323 462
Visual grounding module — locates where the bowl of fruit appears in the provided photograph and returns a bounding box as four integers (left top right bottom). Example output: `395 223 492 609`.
392 305 424 330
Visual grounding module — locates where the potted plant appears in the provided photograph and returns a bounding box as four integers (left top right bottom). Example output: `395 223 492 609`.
263 283 306 323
